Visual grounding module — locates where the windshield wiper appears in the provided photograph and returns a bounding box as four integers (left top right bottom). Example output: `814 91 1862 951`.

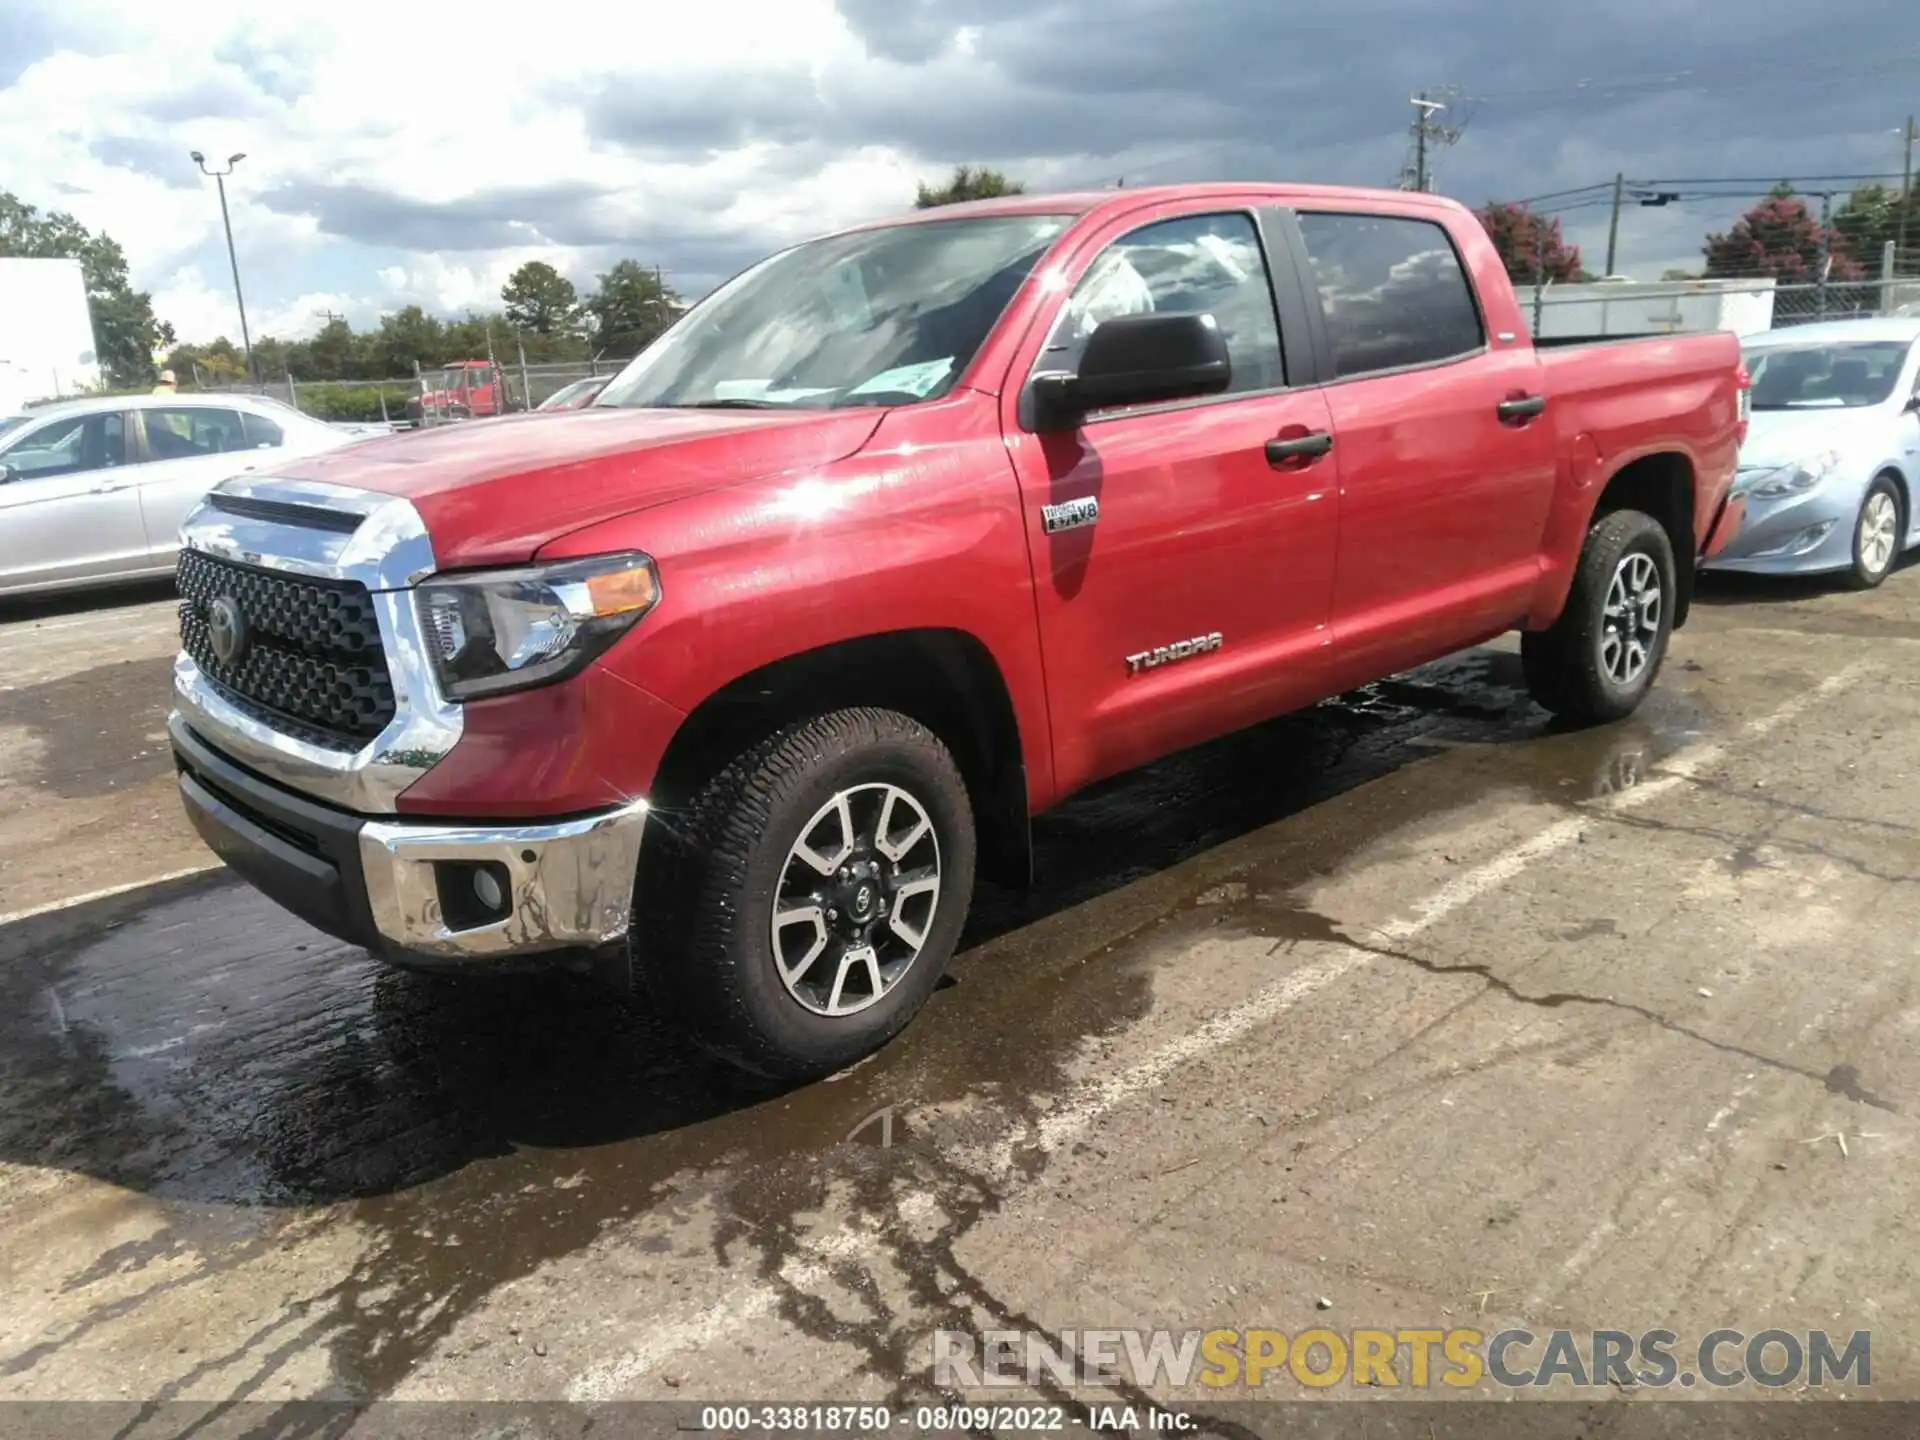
676 398 787 410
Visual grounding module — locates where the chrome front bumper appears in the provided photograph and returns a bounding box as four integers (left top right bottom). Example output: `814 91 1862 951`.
359 802 650 960
173 715 647 967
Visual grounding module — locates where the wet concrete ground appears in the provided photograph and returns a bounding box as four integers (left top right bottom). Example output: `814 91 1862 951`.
2 566 1918 1421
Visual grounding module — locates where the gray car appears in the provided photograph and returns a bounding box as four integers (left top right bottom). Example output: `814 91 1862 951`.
1706 319 1920 589
0 392 364 598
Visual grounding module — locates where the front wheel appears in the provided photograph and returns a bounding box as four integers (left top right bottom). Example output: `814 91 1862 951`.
1845 476 1903 591
639 708 976 1080
1523 508 1677 725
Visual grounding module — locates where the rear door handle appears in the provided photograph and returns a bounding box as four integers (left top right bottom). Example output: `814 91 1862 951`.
1497 395 1548 423
90 477 129 493
1265 432 1334 467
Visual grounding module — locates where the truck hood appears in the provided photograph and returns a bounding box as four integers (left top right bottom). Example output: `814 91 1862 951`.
1739 407 1884 471
269 405 885 569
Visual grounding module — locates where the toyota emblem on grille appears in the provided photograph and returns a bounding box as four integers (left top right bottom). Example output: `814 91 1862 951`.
207 595 250 666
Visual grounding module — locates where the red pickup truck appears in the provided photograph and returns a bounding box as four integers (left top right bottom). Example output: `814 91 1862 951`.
171 184 1746 1079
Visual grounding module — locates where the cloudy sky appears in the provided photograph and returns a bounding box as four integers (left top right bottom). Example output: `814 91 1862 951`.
3 0 1915 345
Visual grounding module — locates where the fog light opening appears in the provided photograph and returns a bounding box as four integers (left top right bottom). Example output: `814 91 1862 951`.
435 859 514 931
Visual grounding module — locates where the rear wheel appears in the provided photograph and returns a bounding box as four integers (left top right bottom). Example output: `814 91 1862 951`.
1523 508 1676 725
639 708 975 1080
1845 476 1903 591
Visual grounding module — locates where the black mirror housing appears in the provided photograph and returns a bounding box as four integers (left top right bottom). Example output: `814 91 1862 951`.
1032 312 1233 428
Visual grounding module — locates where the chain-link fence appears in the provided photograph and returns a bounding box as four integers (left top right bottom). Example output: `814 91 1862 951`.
189 355 637 429
1772 277 1920 326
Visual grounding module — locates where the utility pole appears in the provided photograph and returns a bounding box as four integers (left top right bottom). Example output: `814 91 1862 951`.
1401 93 1462 192
1817 190 1834 317
191 151 256 384
1899 116 1915 277
1604 172 1626 277
1414 93 1429 193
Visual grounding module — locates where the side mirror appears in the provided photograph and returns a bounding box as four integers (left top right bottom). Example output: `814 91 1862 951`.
0 462 12 484
1031 312 1233 429
1905 392 1920 414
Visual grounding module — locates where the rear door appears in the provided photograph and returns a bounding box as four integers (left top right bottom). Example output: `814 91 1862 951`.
1001 200 1341 796
131 405 259 565
0 410 145 592
1287 205 1556 685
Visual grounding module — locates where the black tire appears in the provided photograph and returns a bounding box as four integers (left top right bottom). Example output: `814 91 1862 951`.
1843 475 1904 591
638 708 976 1080
1522 508 1677 725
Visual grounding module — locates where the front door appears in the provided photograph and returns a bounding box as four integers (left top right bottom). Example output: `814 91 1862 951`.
1002 205 1341 797
0 410 145 593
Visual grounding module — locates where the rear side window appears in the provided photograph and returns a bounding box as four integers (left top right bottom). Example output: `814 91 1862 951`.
1037 211 1286 398
242 411 285 447
1294 213 1484 377
144 407 247 459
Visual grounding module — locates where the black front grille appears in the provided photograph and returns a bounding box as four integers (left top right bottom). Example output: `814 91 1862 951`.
177 550 396 748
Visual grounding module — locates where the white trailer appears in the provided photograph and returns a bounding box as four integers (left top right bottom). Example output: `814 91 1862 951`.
0 257 102 412
1530 277 1778 340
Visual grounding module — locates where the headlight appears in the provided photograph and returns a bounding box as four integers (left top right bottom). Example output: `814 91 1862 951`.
416 552 660 701
1748 449 1841 500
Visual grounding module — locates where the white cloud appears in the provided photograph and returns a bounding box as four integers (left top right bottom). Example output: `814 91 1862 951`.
0 0 889 341
2 0 1907 348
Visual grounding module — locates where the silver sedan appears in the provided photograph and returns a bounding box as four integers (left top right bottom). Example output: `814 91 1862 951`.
1706 319 1920 589
0 392 366 598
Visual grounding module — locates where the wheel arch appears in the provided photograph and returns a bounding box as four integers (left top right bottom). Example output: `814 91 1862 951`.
1872 464 1912 539
649 628 1033 888
1591 451 1696 626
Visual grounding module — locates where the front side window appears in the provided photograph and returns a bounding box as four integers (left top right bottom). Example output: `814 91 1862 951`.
597 214 1074 411
0 412 125 479
1295 212 1485 377
1034 211 1285 397
1743 341 1913 410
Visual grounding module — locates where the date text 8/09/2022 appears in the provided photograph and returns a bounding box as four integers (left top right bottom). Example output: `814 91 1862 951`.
695 1404 1196 1433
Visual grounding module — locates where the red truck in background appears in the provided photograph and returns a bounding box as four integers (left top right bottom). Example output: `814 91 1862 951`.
407 360 505 424
170 183 1747 1080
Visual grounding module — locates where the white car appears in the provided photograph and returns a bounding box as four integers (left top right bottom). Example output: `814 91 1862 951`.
0 392 369 598
1707 319 1920 589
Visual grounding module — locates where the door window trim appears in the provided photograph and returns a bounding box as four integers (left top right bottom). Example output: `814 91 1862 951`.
1015 206 1306 432
130 406 249 465
0 410 131 481
1287 205 1493 387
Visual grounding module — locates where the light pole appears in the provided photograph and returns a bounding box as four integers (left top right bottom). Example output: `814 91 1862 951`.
191 150 256 383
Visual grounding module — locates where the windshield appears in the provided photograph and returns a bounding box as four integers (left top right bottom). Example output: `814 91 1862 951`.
0 415 28 445
596 214 1073 411
1742 340 1913 410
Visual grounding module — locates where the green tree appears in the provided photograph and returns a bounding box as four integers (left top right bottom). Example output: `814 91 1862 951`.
0 189 173 387
302 317 360 380
501 260 579 334
914 165 1026 209
370 305 449 376
1703 183 1862 282
1830 183 1920 276
584 260 681 354
1473 202 1587 284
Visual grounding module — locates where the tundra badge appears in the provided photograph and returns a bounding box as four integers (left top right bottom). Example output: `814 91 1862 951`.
1126 632 1223 675
1041 497 1100 534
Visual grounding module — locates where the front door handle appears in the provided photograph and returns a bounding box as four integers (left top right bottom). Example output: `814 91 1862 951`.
1497 395 1548 423
90 477 129 494
1265 431 1334 467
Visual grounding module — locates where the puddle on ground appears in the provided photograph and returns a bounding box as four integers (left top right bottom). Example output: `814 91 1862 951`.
0 642 1728 1399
